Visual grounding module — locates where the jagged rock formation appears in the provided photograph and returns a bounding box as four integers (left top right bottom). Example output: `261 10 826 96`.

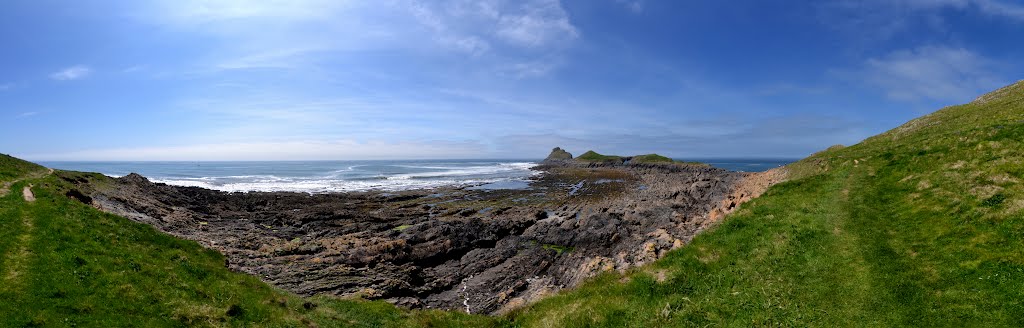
60 158 785 314
542 147 573 163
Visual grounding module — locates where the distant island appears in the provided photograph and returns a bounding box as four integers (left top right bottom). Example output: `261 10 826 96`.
542 147 707 166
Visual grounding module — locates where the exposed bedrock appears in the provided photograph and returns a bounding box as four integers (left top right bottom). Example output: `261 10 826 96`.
64 160 785 314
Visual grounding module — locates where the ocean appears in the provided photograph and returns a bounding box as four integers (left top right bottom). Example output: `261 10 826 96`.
40 158 794 193
696 158 795 173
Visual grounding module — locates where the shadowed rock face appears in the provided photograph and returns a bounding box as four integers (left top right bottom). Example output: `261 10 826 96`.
542 147 573 163
64 161 784 314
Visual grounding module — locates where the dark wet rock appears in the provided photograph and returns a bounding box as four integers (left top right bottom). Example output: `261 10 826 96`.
70 158 786 315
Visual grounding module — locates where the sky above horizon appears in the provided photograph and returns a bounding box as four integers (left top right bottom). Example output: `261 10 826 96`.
2 0 1023 161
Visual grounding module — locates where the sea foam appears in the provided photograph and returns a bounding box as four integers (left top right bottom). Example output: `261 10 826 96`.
128 160 541 193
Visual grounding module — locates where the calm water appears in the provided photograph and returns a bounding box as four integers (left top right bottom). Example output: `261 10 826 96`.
40 158 793 193
695 158 796 172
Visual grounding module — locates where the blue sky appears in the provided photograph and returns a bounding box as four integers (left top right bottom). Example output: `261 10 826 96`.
2 0 1023 160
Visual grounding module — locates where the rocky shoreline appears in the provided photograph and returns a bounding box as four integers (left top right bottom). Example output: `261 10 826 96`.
56 149 786 314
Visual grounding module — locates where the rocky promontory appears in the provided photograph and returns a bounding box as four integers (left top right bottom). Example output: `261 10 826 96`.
57 148 786 314
542 147 574 163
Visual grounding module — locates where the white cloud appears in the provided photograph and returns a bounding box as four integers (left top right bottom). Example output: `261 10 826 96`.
25 140 489 161
405 0 579 54
406 2 494 56
140 1 579 77
17 111 38 118
50 65 92 81
0 83 12 91
842 46 1005 103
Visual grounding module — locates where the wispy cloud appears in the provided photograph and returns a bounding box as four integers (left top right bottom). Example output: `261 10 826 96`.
974 0 1024 20
491 114 868 159
402 0 579 65
122 65 146 73
754 83 830 96
111 0 589 154
139 1 579 77
147 0 350 24
0 83 12 91
25 139 490 161
836 46 1005 103
213 47 328 71
13 112 38 119
50 65 92 81
498 56 564 78
818 0 1024 45
493 0 579 48
896 0 1024 20
828 0 1024 18
614 0 644 13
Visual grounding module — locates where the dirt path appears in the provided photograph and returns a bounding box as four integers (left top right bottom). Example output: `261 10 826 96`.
22 184 35 202
0 168 52 197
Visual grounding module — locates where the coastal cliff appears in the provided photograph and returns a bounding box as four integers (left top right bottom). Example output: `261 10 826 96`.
61 152 784 314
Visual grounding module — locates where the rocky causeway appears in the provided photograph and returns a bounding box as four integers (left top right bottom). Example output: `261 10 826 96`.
55 148 786 314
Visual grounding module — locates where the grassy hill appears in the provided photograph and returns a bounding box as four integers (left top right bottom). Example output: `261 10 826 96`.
508 81 1024 326
2 81 1022 326
628 154 674 163
573 151 708 166
575 150 624 162
0 153 45 182
630 154 709 166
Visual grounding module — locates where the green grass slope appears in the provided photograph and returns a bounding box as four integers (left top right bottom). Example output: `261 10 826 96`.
509 82 1024 326
575 150 624 162
630 154 709 166
628 154 674 163
0 171 501 327
0 153 45 182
